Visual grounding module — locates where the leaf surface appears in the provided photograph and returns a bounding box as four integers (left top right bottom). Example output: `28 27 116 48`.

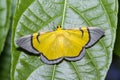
114 0 120 56
12 0 118 80
0 0 11 54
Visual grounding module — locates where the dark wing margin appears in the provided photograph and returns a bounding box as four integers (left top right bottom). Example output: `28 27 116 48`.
40 54 63 64
65 48 85 61
16 35 39 54
86 27 105 48
40 44 86 64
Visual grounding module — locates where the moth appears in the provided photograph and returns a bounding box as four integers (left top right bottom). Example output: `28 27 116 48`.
16 26 104 64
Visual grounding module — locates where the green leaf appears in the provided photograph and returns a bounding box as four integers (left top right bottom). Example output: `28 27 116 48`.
0 29 11 80
12 0 118 80
0 0 11 54
114 0 120 56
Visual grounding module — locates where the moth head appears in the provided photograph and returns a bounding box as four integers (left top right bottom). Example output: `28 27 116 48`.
56 25 62 31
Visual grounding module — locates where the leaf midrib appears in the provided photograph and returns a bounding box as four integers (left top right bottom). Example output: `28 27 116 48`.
61 0 67 27
51 65 57 80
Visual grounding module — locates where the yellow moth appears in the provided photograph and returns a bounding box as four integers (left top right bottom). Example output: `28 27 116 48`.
16 26 104 64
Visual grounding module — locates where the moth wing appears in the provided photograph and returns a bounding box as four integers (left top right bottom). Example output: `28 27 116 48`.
86 27 104 48
31 32 64 64
16 35 39 54
62 27 90 61
65 48 85 61
31 28 89 64
41 48 85 64
39 30 86 64
41 54 63 64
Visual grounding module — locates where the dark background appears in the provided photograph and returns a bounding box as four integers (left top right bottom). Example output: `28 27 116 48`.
106 54 120 80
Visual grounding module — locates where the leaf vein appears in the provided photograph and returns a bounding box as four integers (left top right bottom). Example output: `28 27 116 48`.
86 50 100 80
23 14 40 28
61 0 67 27
51 65 57 80
37 0 52 18
71 62 82 80
28 8 45 22
68 4 92 26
